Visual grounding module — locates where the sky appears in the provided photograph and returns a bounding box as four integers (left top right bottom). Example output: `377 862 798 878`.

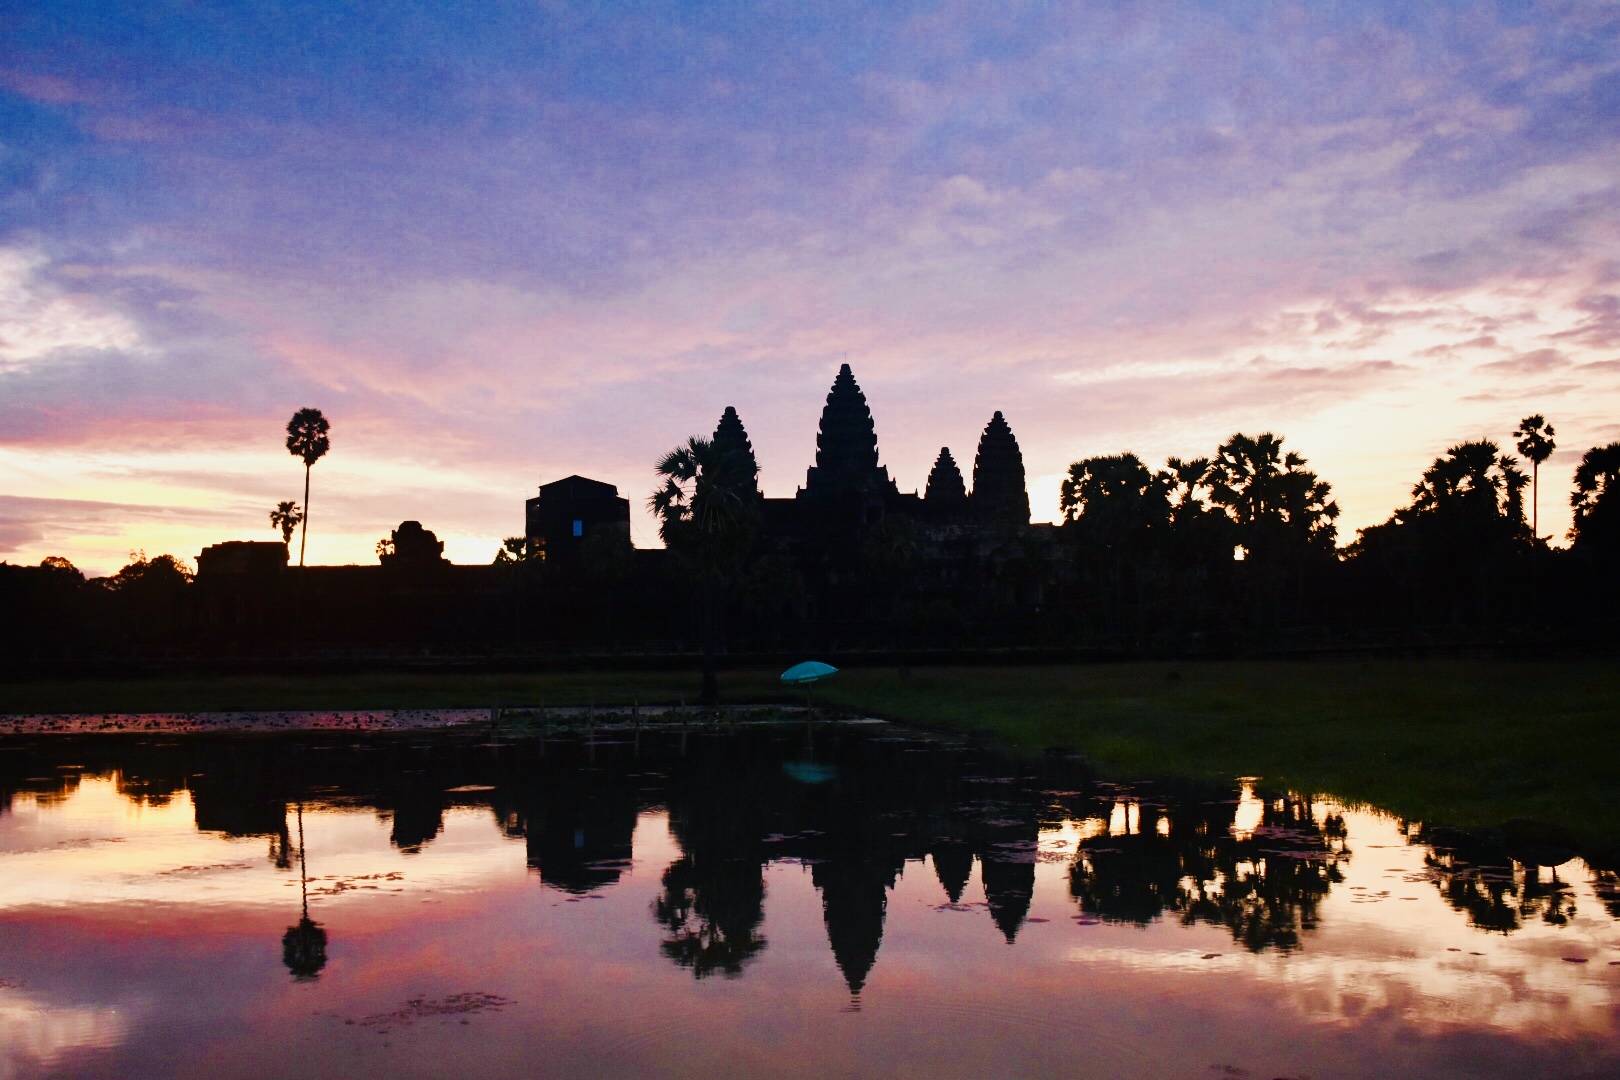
2 0 1618 575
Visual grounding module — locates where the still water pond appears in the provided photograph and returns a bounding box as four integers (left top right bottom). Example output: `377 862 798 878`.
1 722 1617 1078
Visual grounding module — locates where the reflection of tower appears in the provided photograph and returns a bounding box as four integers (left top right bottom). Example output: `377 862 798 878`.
968 785 1041 942
282 801 327 980
931 841 973 904
981 856 1035 943
812 859 890 998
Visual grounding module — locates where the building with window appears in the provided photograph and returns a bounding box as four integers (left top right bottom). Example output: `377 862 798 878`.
523 475 632 560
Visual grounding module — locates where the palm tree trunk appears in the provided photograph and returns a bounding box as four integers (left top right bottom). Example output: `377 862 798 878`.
299 463 311 567
297 800 309 921
1529 460 1540 621
1531 461 1539 540
700 577 719 706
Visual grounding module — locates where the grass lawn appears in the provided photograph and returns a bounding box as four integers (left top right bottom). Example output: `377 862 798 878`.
818 660 1620 858
4 659 1616 854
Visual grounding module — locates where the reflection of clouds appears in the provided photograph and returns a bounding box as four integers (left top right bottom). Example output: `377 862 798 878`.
0 987 131 1080
0 758 1616 1074
1059 936 1615 1039
0 778 523 912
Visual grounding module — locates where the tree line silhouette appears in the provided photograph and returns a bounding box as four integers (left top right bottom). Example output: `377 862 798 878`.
635 412 1620 668
3 407 1618 667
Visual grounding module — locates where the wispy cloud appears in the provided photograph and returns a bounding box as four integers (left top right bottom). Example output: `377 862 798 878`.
2 1 1619 560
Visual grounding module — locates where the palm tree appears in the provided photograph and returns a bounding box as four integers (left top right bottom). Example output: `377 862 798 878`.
1166 456 1211 511
268 501 303 549
492 536 537 637
1206 433 1339 560
1513 414 1556 541
1059 454 1172 641
1408 440 1527 529
284 407 331 567
1058 453 1172 532
493 536 532 564
1570 442 1620 553
1203 433 1338 629
1350 440 1529 625
649 436 760 704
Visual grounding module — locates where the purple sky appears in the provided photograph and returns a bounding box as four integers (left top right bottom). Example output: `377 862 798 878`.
2 1 1618 572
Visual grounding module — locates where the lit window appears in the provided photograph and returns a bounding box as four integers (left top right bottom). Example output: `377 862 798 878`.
572 519 584 538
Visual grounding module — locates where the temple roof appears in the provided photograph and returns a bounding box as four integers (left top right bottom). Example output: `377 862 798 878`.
972 411 1031 525
925 447 967 505
803 363 892 497
713 405 762 496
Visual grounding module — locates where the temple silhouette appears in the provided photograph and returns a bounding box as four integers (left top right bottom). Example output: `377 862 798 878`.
519 362 1038 562
163 362 1058 657
8 362 1616 664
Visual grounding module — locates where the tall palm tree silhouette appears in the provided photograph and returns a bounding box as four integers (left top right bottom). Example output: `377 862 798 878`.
1513 414 1556 541
284 408 331 567
649 436 759 704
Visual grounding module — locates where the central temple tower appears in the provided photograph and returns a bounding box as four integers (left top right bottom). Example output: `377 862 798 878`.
802 363 897 498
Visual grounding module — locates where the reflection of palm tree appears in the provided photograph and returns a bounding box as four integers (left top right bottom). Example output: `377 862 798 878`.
1415 824 1579 932
1068 791 1346 952
654 856 767 978
282 801 327 979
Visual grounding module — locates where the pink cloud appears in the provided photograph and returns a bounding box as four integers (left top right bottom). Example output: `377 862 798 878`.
1479 348 1570 375
0 66 101 104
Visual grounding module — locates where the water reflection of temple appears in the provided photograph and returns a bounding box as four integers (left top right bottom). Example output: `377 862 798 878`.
1 727 1614 1000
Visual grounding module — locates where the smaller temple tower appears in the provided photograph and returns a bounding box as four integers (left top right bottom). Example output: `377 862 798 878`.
712 405 762 498
924 447 968 511
971 411 1030 526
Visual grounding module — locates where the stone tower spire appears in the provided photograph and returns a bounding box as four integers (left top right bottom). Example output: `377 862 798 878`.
804 363 891 496
712 405 761 496
971 411 1030 525
925 447 967 506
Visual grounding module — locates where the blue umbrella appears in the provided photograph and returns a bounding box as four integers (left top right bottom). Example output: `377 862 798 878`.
780 661 839 685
